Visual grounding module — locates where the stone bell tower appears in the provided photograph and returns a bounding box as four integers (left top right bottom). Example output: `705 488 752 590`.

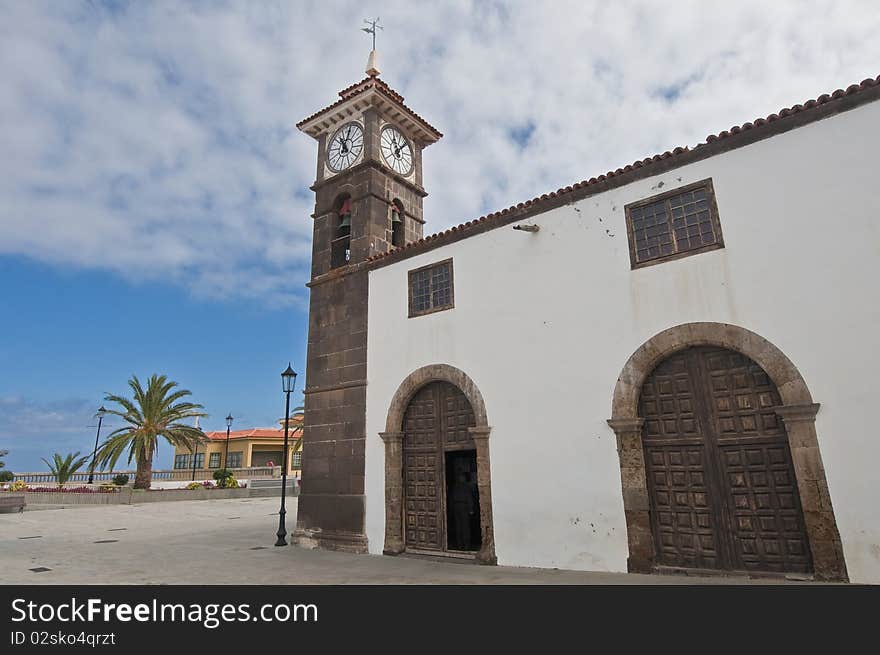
292 53 442 552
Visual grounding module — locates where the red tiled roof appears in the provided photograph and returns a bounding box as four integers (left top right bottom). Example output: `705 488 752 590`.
366 74 880 264
205 428 281 441
204 417 303 441
296 76 442 138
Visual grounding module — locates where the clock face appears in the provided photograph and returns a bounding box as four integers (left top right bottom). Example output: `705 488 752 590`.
327 122 364 172
380 126 414 176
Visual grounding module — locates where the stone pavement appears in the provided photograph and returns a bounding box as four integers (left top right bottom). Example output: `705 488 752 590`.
0 497 810 585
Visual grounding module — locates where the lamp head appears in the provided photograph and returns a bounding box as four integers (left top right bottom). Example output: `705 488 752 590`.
281 363 298 393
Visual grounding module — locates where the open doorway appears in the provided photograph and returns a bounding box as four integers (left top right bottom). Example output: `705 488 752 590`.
445 450 481 552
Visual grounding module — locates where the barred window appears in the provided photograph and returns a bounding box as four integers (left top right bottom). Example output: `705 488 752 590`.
292 451 302 469
192 453 205 469
209 452 221 468
226 452 242 468
625 179 724 268
408 258 454 317
173 454 190 470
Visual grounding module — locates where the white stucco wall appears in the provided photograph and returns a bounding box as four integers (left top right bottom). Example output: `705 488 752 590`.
365 99 880 583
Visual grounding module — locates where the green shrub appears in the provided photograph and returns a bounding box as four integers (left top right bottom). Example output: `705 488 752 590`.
0 470 14 483
213 468 233 487
112 474 129 486
185 481 202 490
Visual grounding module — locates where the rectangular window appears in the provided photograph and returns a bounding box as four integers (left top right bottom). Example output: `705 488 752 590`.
226 452 242 468
408 258 454 317
292 451 302 469
173 454 190 470
625 179 724 268
209 452 221 469
192 453 205 469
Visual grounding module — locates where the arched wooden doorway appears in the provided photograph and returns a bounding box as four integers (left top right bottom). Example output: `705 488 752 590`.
402 381 481 554
381 364 496 564
640 345 812 575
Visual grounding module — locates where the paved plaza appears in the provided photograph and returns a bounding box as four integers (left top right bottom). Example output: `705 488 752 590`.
0 498 812 585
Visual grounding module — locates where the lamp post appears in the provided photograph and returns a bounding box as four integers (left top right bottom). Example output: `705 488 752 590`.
223 413 234 466
191 440 199 482
222 413 233 487
87 406 108 485
191 416 204 481
276 363 298 546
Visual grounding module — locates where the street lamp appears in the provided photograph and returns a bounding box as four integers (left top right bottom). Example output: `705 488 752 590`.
87 406 108 485
191 440 199 482
276 363 298 546
222 413 234 487
191 417 204 481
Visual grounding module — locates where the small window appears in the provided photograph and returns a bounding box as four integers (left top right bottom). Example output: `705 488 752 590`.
209 452 221 469
408 258 454 317
226 452 242 468
625 179 724 269
173 454 190 470
292 451 302 469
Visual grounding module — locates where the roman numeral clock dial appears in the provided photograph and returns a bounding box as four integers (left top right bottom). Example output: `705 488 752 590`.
380 126 414 176
327 122 364 172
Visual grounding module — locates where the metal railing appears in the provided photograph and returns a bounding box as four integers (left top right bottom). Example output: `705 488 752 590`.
10 466 278 484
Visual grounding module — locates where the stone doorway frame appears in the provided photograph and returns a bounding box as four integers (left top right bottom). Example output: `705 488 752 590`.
380 364 497 564
607 322 847 581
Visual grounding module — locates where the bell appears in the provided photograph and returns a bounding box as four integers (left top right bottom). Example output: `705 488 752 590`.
391 211 403 224
339 214 351 229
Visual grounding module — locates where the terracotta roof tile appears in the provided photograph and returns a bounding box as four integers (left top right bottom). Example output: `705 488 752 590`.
366 74 880 264
296 76 442 138
204 416 303 441
205 428 283 441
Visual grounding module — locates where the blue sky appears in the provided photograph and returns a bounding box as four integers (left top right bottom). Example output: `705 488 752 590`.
1 0 878 471
0 255 306 470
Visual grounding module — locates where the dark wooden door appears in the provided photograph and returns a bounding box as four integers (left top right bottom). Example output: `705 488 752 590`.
403 381 476 551
640 346 812 574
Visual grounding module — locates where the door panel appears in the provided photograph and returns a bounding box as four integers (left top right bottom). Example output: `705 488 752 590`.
641 351 722 569
404 385 442 550
640 346 812 574
403 382 476 552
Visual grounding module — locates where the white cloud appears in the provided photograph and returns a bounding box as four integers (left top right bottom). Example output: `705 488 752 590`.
1 0 878 304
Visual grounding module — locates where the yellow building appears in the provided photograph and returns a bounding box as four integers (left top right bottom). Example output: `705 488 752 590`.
173 415 303 477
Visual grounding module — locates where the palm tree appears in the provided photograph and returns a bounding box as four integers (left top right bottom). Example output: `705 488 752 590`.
288 405 305 463
42 452 90 488
97 374 207 489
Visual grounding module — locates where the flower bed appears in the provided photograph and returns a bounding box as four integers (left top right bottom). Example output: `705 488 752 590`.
16 486 120 494
2 481 250 495
1 480 122 493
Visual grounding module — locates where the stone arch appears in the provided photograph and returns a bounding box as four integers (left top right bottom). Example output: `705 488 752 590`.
385 364 489 433
607 322 847 581
380 364 495 564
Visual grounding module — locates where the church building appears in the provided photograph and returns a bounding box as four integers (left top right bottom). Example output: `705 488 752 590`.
292 53 880 584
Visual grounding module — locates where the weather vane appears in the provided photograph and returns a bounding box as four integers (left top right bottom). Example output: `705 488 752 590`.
362 17 383 51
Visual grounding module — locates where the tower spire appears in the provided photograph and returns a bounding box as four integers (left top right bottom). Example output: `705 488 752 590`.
361 17 383 77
